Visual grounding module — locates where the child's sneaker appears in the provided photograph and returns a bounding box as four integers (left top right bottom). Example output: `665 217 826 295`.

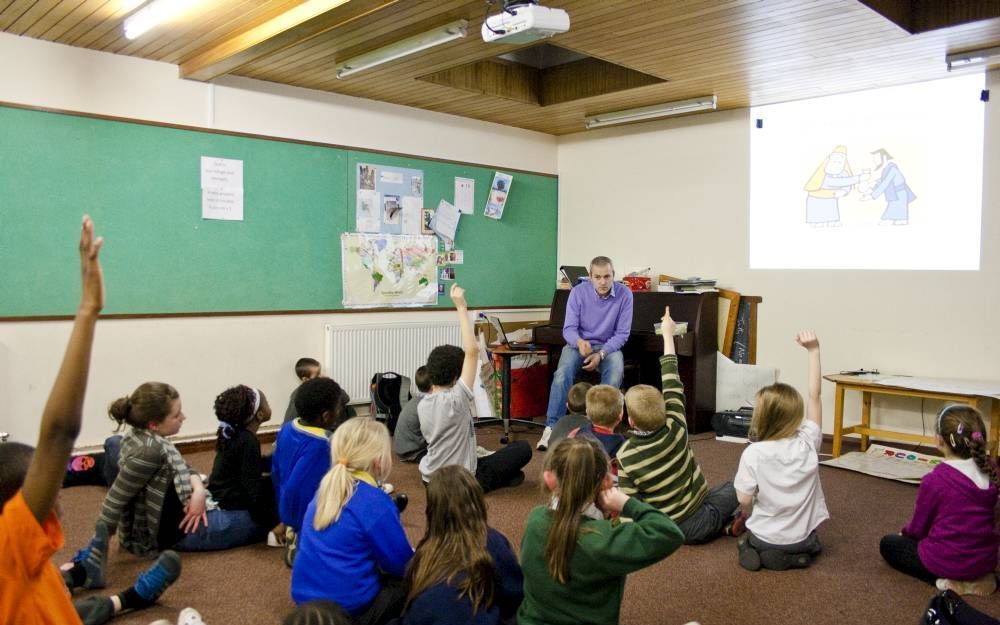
760 549 812 570
72 521 109 589
536 426 552 451
936 574 997 596
724 511 748 537
178 607 206 625
381 482 395 495
737 536 761 571
134 550 182 604
392 493 409 514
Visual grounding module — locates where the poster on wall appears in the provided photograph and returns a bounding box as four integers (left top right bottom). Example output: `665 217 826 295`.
483 172 513 220
355 163 424 234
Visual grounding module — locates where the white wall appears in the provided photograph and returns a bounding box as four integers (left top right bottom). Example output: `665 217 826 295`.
558 71 1000 437
0 33 557 447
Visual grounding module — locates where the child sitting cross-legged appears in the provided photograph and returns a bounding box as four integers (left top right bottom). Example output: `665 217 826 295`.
518 437 684 625
291 417 413 625
272 376 351 565
581 385 626 460
0 216 181 625
399 465 523 625
734 330 830 571
544 382 592 451
394 366 431 463
879 404 999 596
419 284 531 492
617 306 743 544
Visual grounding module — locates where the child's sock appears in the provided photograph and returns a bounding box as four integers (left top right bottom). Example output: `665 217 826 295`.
117 550 182 611
723 511 748 537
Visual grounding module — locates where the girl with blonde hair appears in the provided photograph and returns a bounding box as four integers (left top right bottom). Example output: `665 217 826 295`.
518 437 683 625
400 465 523 625
291 418 412 625
734 331 830 571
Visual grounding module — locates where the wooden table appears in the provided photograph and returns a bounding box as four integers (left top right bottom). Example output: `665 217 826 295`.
825 373 1000 459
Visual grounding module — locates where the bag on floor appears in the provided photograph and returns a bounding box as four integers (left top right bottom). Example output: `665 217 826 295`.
921 589 1000 625
370 372 411 435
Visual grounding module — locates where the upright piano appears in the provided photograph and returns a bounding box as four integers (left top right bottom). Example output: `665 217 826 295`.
533 288 718 433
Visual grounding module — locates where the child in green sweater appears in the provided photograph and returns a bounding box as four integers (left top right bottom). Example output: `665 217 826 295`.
518 437 684 625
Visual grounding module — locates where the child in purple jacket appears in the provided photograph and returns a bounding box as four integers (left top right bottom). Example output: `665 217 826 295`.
879 405 999 596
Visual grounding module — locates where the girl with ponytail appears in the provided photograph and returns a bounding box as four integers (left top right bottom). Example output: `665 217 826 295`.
291 417 412 625
518 437 684 625
202 385 282 548
880 405 999 596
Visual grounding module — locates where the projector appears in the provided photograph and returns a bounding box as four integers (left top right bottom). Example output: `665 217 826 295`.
482 3 570 44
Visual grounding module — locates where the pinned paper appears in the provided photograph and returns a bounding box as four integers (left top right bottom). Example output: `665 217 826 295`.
431 199 461 242
201 156 244 221
455 177 475 214
484 172 512 220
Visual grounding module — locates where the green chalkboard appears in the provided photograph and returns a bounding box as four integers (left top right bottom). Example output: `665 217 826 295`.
0 105 557 318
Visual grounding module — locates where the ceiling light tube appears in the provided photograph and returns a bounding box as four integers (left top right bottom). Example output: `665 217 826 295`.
124 0 200 40
946 45 1000 71
336 19 468 79
584 95 718 129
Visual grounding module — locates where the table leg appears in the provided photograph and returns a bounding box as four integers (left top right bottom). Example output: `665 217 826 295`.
500 354 512 440
860 391 871 452
832 384 845 458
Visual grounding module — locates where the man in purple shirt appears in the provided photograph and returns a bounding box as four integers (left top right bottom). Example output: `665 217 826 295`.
538 256 633 450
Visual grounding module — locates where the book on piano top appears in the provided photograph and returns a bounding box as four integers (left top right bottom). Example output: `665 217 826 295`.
663 277 718 293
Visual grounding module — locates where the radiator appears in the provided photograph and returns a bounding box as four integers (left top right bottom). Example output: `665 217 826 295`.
324 323 462 403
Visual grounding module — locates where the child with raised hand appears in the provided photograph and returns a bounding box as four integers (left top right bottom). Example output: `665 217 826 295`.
880 405 999 596
419 284 531 492
292 417 413 625
400 465 523 625
518 437 684 625
0 216 180 625
617 306 742 544
734 330 830 571
197 384 282 548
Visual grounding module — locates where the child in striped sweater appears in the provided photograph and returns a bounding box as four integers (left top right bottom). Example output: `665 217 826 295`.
616 306 743 544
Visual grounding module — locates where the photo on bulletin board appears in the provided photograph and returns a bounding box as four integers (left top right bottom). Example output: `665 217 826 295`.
484 172 513 220
356 162 424 234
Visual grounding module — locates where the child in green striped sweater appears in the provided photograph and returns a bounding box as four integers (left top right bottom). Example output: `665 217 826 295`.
617 306 744 543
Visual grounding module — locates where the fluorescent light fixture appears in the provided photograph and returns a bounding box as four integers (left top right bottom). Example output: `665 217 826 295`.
124 0 201 40
336 19 468 79
946 45 1000 71
584 95 718 129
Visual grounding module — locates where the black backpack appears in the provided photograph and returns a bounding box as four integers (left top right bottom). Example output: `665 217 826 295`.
369 372 411 435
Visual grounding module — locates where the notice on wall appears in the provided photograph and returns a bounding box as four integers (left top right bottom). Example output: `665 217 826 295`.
455 177 475 214
201 156 244 221
484 172 512 220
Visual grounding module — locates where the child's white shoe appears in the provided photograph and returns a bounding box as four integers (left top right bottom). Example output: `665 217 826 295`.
536 426 552 451
178 607 206 625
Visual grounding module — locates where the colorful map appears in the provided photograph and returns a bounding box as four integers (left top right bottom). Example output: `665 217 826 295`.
341 233 438 307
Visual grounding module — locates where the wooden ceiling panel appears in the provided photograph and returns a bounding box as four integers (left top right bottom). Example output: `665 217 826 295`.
4 0 999 135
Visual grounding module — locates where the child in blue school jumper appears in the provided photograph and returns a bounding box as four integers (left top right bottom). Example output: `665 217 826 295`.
291 418 413 625
271 376 347 564
400 465 523 625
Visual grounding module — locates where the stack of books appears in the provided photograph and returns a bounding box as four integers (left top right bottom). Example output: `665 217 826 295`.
663 277 717 293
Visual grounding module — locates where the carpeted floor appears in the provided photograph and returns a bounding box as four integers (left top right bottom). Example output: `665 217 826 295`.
55 425 1000 625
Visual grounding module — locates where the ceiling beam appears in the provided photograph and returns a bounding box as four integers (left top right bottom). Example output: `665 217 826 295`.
179 0 400 82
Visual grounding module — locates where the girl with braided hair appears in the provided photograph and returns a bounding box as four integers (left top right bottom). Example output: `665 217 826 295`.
204 384 283 549
879 405 999 596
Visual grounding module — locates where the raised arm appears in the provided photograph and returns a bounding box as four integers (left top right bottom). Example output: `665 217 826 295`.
452 284 479 391
22 216 104 522
795 331 822 429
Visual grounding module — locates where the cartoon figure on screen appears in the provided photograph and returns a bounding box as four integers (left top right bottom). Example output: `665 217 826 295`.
803 145 869 226
860 148 916 226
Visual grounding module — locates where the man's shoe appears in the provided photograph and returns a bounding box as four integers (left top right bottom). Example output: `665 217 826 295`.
536 426 553 451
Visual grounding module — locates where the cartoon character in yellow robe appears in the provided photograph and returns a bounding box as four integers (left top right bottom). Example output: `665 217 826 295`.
803 146 869 226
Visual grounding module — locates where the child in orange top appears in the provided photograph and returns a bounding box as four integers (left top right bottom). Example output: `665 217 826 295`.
0 217 179 625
